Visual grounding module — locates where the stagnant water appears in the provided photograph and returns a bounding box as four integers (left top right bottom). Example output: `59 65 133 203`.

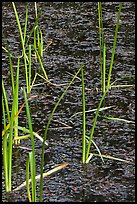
2 2 135 202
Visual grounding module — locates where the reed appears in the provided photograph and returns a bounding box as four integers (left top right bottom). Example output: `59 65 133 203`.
81 2 123 164
12 2 48 93
23 88 36 202
81 67 106 164
39 65 83 201
81 67 86 164
2 57 20 191
12 2 29 93
98 2 122 93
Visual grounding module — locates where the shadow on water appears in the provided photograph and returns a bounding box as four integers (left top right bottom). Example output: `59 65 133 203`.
2 2 135 202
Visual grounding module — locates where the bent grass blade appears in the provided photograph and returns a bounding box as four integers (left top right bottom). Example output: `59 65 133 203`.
93 153 134 164
102 115 135 124
13 163 69 191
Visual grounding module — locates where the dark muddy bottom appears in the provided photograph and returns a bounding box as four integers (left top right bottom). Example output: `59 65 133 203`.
2 2 135 202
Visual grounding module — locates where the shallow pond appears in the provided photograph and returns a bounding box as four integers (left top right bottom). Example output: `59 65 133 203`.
2 2 135 202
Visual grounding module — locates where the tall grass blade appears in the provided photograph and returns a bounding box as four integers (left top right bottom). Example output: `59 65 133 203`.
98 2 104 92
86 90 108 161
26 154 32 202
12 2 29 93
39 65 83 201
2 96 9 191
103 43 106 93
23 88 36 201
81 67 86 164
13 58 20 144
28 45 32 93
107 2 122 89
23 4 28 44
2 79 10 122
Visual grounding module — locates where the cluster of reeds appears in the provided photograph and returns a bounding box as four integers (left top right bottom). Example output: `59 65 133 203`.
2 2 134 202
81 2 134 164
2 2 70 201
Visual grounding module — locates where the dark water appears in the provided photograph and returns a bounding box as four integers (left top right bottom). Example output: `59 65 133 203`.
2 2 135 202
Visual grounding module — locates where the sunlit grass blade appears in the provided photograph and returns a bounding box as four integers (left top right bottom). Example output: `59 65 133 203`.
70 105 114 119
13 162 69 191
13 126 48 146
102 115 135 124
85 136 104 164
93 153 134 164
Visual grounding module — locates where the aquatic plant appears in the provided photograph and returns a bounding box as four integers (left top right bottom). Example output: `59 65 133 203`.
81 2 123 164
23 88 36 202
98 2 122 93
2 57 20 191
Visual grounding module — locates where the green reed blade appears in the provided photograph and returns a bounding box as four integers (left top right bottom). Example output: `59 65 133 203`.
3 133 9 191
86 89 108 161
107 2 122 89
12 2 29 93
39 65 83 202
103 43 106 93
33 47 48 80
25 16 39 47
2 80 10 122
2 96 9 191
2 96 6 131
24 4 28 44
23 88 36 201
3 35 15 94
26 154 32 202
28 45 32 93
13 58 20 144
29 152 36 202
81 67 86 164
98 2 104 92
8 91 18 191
15 126 48 146
34 26 37 51
37 26 43 58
